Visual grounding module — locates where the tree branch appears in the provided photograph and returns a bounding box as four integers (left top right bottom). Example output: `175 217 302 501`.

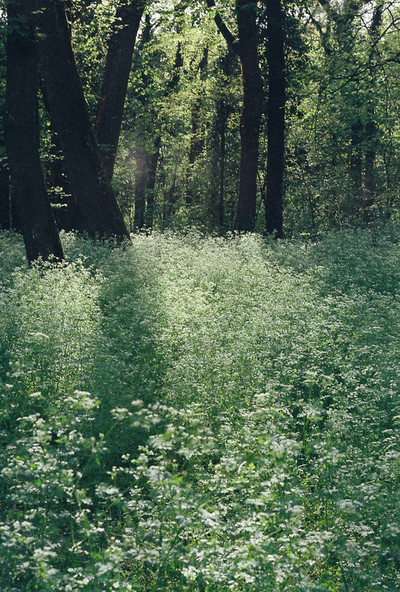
205 0 239 54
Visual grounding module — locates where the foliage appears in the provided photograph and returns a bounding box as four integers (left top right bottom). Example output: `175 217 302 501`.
1 228 400 590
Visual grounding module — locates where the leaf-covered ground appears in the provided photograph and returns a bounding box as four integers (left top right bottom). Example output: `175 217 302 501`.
0 229 399 591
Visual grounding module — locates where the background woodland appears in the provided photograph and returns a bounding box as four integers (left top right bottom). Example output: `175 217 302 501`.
2 0 400 260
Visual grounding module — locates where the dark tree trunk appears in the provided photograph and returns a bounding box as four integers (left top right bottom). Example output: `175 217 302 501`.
40 82 76 231
209 98 228 232
37 0 129 241
206 0 263 233
265 0 285 238
234 0 263 232
10 191 22 232
95 0 145 180
46 135 76 231
4 0 64 262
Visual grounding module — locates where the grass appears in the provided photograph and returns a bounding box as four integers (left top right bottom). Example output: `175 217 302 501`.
0 228 399 591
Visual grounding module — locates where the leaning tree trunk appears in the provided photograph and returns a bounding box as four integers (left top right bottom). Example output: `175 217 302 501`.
265 0 285 238
4 0 64 262
37 0 129 240
95 0 146 180
234 0 263 232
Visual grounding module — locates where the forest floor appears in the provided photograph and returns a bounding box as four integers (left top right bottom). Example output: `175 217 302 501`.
0 228 399 591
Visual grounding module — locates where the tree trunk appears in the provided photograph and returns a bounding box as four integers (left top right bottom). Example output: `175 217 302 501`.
209 98 228 232
265 0 285 238
40 82 76 231
234 0 263 232
37 0 129 241
363 2 382 222
95 0 145 180
206 0 263 232
4 0 64 262
46 132 76 232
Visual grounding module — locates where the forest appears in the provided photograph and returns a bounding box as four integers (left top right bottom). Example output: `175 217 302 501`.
1 0 400 590
3 0 400 254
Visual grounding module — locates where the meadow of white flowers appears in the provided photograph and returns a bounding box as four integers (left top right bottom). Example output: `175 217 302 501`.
0 228 399 591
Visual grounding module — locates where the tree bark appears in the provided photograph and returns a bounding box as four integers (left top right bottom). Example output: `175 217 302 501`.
205 0 263 232
37 0 129 241
209 98 228 232
4 0 64 262
265 0 285 238
234 0 263 231
95 0 146 180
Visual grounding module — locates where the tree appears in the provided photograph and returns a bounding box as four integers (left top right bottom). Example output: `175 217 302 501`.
265 0 285 238
206 0 263 231
186 46 208 206
128 13 183 230
4 0 64 262
95 0 147 180
37 0 129 240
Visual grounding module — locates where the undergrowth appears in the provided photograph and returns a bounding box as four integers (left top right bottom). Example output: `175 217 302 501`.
0 228 399 591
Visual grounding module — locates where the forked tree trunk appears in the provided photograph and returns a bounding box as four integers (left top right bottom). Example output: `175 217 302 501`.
95 0 146 180
4 0 64 262
37 0 129 241
265 0 285 238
